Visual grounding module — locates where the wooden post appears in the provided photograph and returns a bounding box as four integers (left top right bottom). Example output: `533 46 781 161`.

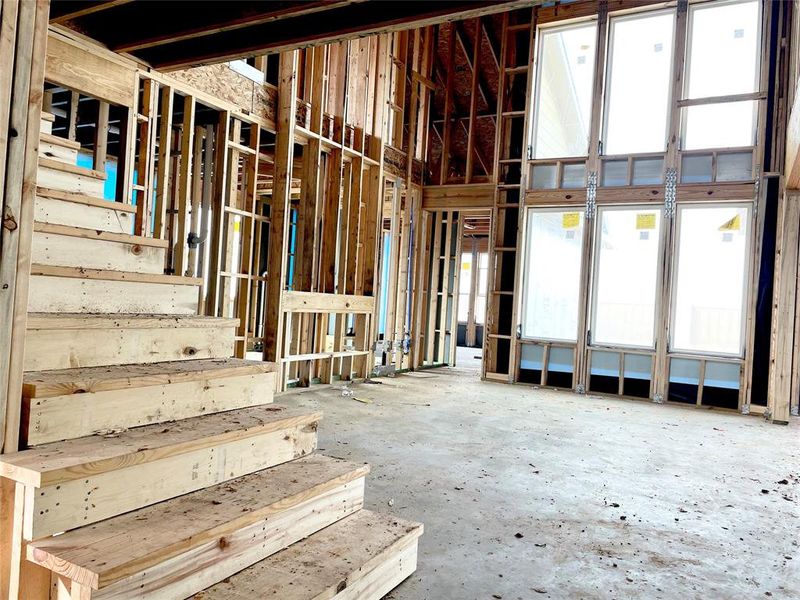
174 94 196 275
1 0 49 454
767 190 800 424
264 52 299 366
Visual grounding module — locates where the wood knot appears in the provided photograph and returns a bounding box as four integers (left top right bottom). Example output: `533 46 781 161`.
184 347 198 356
131 244 143 255
336 580 347 593
3 213 18 232
218 536 230 550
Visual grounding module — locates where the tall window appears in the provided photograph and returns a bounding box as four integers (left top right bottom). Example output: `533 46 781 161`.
475 252 488 326
671 204 751 355
591 207 662 348
603 10 675 155
682 0 760 150
521 209 585 341
532 22 597 159
458 252 472 323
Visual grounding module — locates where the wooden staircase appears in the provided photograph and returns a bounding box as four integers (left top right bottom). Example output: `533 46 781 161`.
0 117 422 599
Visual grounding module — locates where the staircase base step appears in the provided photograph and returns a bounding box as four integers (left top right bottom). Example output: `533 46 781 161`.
194 510 423 600
27 455 367 598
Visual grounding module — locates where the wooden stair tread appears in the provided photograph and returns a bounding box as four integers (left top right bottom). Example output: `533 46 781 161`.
27 454 369 590
195 510 423 600
34 221 169 248
0 404 320 487
26 313 238 330
37 186 137 213
30 264 202 286
23 358 277 399
39 132 81 150
38 156 106 179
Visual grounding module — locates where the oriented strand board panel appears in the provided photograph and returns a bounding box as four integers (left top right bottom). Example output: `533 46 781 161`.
28 456 368 593
23 359 276 445
23 314 238 371
195 510 423 600
46 32 136 107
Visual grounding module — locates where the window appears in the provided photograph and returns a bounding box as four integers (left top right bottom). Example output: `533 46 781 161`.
521 209 585 341
532 22 597 159
458 252 472 322
671 204 751 355
591 207 662 348
603 10 675 155
229 59 266 84
682 0 760 150
475 252 488 325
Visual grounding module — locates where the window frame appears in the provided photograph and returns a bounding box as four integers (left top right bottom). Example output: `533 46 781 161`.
601 6 678 157
678 0 763 151
520 206 586 343
589 204 665 351
668 201 754 359
683 0 763 103
530 19 599 161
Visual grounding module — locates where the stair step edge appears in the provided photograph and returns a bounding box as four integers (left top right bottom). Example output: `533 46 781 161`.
30 264 203 286
37 187 137 213
0 405 321 487
34 221 169 248
23 358 278 399
197 510 423 600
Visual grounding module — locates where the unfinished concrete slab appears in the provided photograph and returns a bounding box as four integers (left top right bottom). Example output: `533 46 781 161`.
283 363 800 599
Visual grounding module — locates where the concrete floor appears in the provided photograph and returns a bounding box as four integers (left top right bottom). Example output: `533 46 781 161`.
282 352 800 600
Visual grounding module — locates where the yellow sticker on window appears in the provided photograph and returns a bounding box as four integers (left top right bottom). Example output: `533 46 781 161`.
718 215 741 231
562 212 580 229
462 262 471 271
636 213 656 230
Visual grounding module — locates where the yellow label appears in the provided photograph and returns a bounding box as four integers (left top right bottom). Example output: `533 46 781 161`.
719 215 741 231
233 220 241 233
562 212 580 229
462 261 471 271
636 213 656 230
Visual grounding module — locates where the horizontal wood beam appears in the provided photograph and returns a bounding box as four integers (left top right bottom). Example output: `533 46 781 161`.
281 291 375 314
422 183 494 210
109 1 360 53
130 0 532 70
49 0 133 24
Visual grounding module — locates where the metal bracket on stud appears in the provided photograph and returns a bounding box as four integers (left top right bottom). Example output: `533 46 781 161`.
576 384 586 395
664 168 677 219
652 393 664 404
754 166 761 198
586 171 597 220
741 403 751 416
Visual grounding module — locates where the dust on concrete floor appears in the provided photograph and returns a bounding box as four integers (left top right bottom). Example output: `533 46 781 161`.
281 362 800 600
